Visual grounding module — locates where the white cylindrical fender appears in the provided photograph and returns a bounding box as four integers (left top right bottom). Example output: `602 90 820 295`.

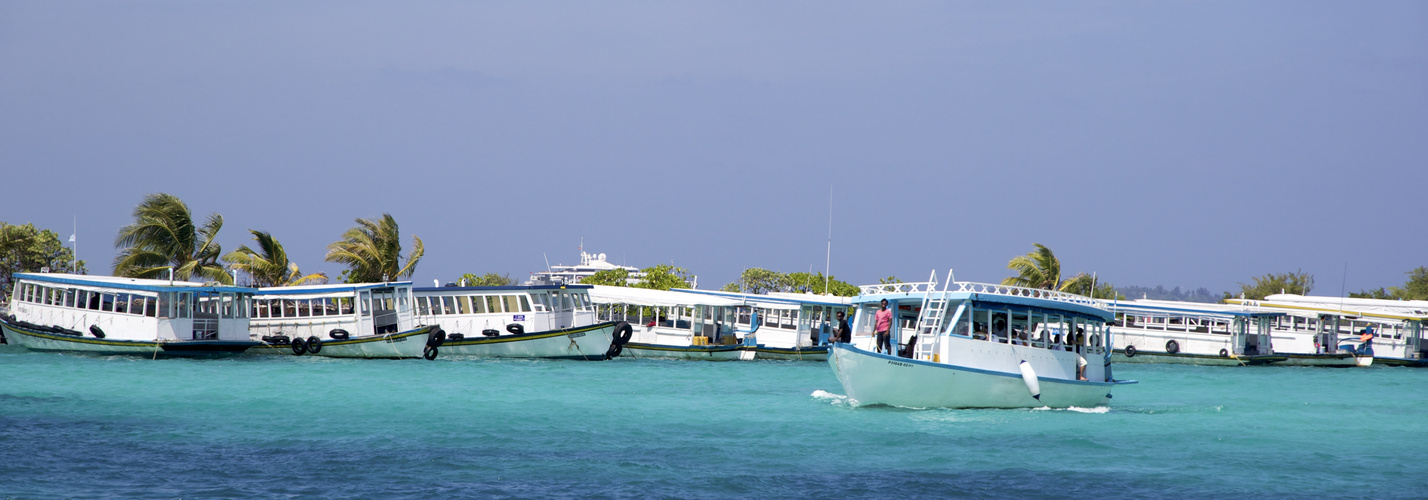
1019 360 1041 401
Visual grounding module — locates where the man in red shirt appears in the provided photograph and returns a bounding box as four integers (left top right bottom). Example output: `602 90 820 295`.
875 299 893 354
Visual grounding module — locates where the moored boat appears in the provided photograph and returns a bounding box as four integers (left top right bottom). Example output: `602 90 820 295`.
675 289 851 361
1104 299 1287 365
1226 294 1427 367
412 284 622 360
588 285 757 360
246 281 440 359
829 271 1134 409
0 272 260 357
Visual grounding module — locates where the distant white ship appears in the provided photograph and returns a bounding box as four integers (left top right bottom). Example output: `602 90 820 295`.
526 249 698 288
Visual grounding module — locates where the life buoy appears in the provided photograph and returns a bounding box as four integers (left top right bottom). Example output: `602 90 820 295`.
605 342 624 360
1219 348 1229 358
506 324 525 335
1166 340 1180 355
329 329 349 340
423 345 438 360
89 325 106 339
1124 345 1137 357
613 322 633 346
291 339 308 355
482 329 500 337
306 336 322 354
427 327 446 347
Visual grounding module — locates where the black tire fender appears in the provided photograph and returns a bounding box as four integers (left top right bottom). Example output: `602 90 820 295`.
307 336 322 354
613 321 633 346
89 325 106 339
329 329 349 340
506 323 525 335
1219 348 1229 357
1124 345 1137 357
605 342 624 360
427 327 446 347
1166 339 1180 355
291 338 308 355
423 345 438 360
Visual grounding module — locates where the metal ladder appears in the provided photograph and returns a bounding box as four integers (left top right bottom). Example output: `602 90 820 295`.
912 269 953 360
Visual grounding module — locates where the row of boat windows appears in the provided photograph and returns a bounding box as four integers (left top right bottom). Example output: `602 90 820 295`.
416 294 535 316
1270 316 1409 337
13 283 247 319
593 304 844 332
1116 315 1234 334
250 295 408 319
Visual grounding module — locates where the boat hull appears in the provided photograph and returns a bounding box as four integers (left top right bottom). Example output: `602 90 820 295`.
1 321 257 357
1271 353 1358 367
1112 350 1284 366
753 345 829 361
253 326 435 359
439 322 618 360
828 343 1119 409
621 342 753 360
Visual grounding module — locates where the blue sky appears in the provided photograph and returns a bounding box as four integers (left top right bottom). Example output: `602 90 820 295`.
2 1 1424 294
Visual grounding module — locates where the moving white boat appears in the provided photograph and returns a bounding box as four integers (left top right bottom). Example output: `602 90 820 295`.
675 289 851 360
588 286 756 360
1226 294 1427 367
1104 299 1287 365
247 281 440 359
829 271 1134 409
412 284 622 360
0 272 260 357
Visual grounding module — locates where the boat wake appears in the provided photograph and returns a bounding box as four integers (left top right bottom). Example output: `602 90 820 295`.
811 389 854 406
1031 406 1111 413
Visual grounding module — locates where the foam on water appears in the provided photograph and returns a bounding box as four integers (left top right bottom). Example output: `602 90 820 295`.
1 347 1426 498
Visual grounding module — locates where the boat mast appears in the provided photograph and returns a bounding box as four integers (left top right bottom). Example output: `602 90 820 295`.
825 185 832 294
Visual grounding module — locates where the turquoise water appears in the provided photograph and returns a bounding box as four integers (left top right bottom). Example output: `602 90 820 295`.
1 346 1425 498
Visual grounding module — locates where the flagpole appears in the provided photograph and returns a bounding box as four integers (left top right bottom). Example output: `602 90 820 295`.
71 216 77 273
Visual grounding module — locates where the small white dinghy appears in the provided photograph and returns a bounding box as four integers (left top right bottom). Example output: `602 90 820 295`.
828 271 1135 409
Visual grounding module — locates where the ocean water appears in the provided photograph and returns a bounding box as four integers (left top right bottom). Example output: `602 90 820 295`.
1 346 1424 499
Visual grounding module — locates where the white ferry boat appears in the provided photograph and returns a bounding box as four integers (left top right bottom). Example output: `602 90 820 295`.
829 271 1134 409
1226 294 1427 367
247 282 441 359
526 249 698 288
588 285 756 360
0 272 260 356
1104 299 1287 365
412 284 623 360
674 289 851 361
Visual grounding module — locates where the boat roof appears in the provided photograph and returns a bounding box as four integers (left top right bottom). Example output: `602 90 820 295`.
1225 296 1428 321
587 285 748 308
674 289 850 309
14 272 256 294
255 281 412 297
855 280 1114 322
1103 299 1285 318
413 284 592 293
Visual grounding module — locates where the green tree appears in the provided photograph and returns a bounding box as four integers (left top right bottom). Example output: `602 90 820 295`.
785 271 860 296
1059 275 1126 300
1234 270 1314 300
459 272 515 286
635 264 693 290
113 193 231 284
724 268 790 294
1391 267 1428 300
222 230 327 287
1349 288 1392 299
0 222 88 296
582 268 631 287
324 214 424 283
1003 243 1064 290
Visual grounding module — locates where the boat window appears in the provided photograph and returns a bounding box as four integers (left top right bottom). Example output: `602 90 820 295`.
455 296 469 315
487 296 503 313
504 295 520 314
519 295 531 312
62 289 76 308
99 293 114 312
178 293 192 318
470 295 485 314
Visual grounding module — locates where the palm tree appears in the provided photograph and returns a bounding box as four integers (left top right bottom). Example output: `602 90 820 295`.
223 230 328 287
1002 243 1063 290
324 214 423 283
113 193 232 284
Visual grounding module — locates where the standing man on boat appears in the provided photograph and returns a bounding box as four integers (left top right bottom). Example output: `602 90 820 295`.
875 299 893 354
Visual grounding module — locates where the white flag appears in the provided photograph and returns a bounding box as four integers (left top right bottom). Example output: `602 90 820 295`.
68 234 75 243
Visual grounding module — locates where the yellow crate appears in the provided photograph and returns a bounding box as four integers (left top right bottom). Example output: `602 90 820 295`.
692 336 709 346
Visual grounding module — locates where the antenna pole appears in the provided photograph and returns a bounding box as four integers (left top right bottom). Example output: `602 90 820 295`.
825 185 832 294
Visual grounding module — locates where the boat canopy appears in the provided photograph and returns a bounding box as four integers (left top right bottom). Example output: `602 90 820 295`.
255 281 412 299
587 286 746 308
675 288 848 310
14 272 255 294
1106 299 1286 320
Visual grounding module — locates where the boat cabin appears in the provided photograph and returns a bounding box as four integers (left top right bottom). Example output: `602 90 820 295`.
1104 299 1283 357
675 289 851 349
248 282 416 341
588 286 751 346
7 272 255 342
412 285 597 336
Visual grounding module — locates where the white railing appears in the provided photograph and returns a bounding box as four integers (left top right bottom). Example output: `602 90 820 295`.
858 280 1101 308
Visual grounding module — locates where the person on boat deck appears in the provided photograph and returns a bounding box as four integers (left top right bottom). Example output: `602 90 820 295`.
1076 354 1088 381
834 311 851 344
992 317 1009 343
874 299 893 354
